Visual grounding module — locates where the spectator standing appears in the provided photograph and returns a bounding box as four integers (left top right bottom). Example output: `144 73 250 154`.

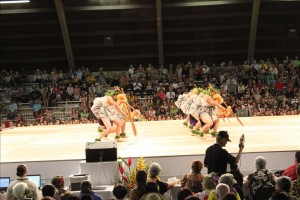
204 131 244 176
5 164 40 200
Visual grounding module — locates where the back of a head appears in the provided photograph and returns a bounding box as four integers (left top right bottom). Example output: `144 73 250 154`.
191 160 203 174
177 188 193 200
113 184 128 199
149 162 162 178
16 164 27 177
42 184 56 197
80 181 92 194
271 190 289 200
296 151 300 163
255 156 267 169
203 173 219 190
145 182 159 194
222 193 237 200
218 173 235 188
276 176 291 193
136 170 147 187
215 183 230 200
13 182 30 200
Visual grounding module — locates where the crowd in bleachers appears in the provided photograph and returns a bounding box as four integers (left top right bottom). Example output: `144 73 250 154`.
1 56 299 128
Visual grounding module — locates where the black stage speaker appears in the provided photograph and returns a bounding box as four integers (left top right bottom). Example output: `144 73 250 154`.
85 141 117 162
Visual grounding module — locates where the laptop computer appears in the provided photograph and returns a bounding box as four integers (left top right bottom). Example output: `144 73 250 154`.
27 175 41 188
0 177 10 193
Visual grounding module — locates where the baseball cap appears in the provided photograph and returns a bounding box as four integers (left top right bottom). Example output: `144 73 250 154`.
217 131 231 142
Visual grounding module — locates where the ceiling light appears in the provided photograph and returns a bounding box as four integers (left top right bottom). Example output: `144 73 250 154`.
0 0 30 4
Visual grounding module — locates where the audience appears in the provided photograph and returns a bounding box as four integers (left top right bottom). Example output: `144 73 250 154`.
180 160 204 193
79 181 103 200
270 190 289 200
274 176 297 200
207 173 241 200
147 162 179 195
282 151 300 181
12 182 32 200
244 156 275 198
1 56 298 128
112 184 128 200
140 182 165 200
222 193 238 200
5 164 40 200
177 187 194 200
42 185 56 199
195 172 219 200
129 170 147 200
215 183 230 200
291 163 300 198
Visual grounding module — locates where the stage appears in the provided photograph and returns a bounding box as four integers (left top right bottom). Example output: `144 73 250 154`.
0 115 299 185
0 115 299 163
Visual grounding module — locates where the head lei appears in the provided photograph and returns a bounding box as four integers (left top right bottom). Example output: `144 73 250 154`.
106 89 120 97
191 87 204 95
206 86 220 96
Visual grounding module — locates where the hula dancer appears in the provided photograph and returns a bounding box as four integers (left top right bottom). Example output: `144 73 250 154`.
91 90 127 141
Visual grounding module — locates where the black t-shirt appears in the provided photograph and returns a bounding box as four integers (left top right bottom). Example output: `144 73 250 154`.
156 179 168 195
204 144 235 176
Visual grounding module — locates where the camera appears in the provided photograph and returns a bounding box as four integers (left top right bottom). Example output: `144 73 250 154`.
239 134 245 148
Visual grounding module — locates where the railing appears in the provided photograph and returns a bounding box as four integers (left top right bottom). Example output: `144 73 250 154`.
0 101 81 123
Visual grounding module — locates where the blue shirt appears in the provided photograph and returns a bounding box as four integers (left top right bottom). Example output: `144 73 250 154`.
33 103 42 112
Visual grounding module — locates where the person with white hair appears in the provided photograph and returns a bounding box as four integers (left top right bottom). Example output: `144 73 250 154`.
207 173 241 200
6 164 40 200
215 183 230 200
244 156 275 198
13 182 31 200
147 162 179 195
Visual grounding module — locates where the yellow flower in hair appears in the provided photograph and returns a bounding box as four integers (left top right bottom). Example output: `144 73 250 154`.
213 94 223 104
116 94 127 103
192 88 198 94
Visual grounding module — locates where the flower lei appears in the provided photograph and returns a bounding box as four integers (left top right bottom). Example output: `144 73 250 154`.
51 176 64 189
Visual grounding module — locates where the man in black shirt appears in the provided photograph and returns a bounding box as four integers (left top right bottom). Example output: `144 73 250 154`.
204 131 244 176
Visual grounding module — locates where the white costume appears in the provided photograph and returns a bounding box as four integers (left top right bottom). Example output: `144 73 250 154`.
91 96 118 120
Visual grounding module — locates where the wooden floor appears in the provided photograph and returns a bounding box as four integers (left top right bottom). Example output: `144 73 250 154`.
1 115 299 163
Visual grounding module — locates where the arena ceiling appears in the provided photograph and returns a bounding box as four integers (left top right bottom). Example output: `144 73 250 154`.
0 0 299 71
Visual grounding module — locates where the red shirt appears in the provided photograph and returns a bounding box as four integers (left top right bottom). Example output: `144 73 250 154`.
282 162 299 181
275 81 283 91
